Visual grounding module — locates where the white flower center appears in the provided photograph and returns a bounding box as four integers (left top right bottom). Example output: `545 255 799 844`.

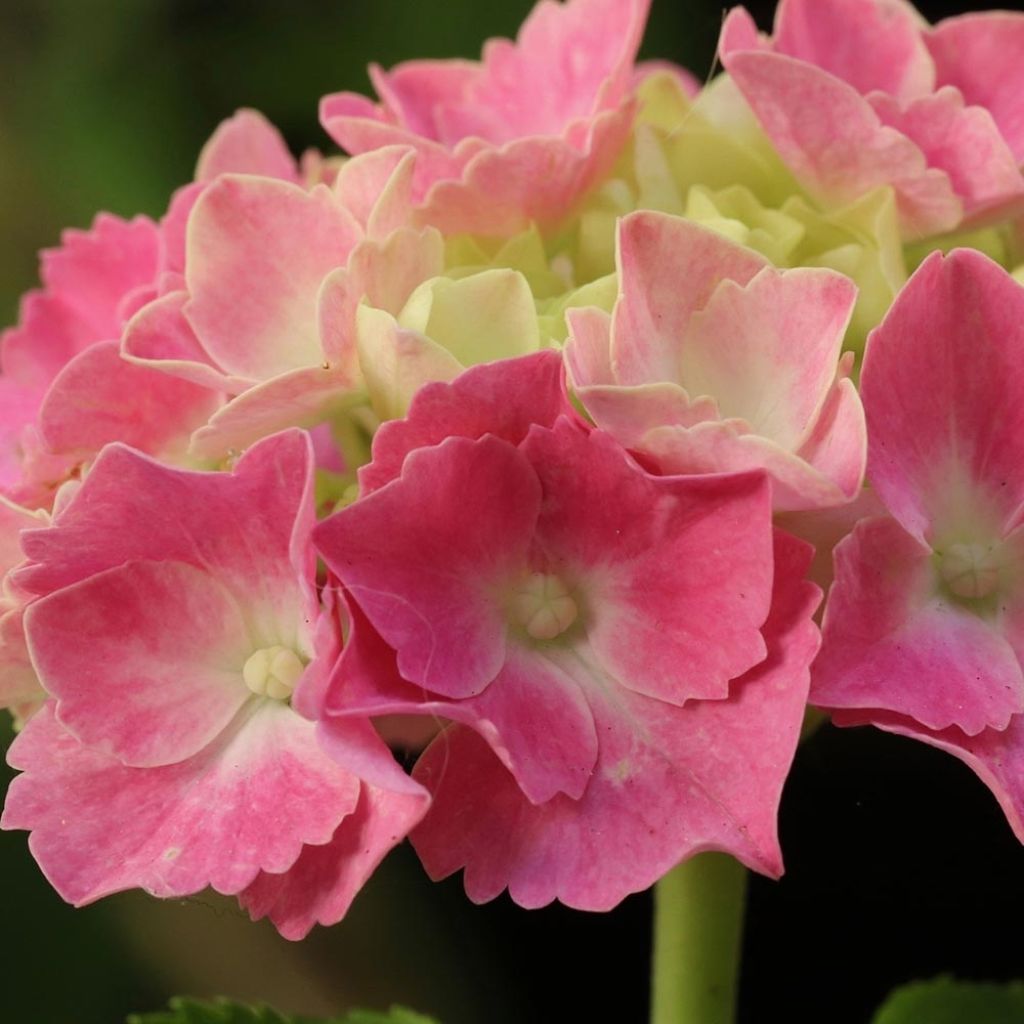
510 572 578 641
242 645 304 700
938 542 1001 600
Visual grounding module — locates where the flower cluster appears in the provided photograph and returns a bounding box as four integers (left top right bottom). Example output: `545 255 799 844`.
2 0 1024 938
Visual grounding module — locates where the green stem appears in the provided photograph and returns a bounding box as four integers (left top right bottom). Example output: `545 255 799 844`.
650 853 748 1024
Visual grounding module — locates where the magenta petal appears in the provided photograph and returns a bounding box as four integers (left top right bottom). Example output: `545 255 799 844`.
812 516 1024 735
359 350 568 495
2 703 361 903
927 12 1024 163
238 779 428 940
522 423 774 703
411 530 819 908
862 249 1024 541
317 435 540 698
26 560 252 766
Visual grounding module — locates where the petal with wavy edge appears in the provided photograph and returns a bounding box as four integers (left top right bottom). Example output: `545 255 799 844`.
316 435 540 698
861 249 1024 542
724 51 962 240
358 350 568 496
927 12 1024 163
1 703 361 905
411 530 819 908
612 213 768 386
812 515 1024 735
196 109 299 184
26 560 252 766
185 177 361 380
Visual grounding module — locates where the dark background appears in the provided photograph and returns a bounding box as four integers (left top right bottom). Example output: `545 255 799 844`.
2 2 1023 1021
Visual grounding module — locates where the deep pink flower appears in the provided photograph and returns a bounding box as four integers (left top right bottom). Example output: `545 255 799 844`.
320 0 650 235
314 353 819 908
719 0 1024 240
812 249 1024 840
2 430 427 938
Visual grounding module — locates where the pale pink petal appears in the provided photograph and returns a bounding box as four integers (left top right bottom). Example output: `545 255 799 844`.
680 268 856 451
238 780 428 940
724 51 962 240
611 213 768 386
870 88 1024 228
522 423 773 703
196 109 300 184
411 530 819 907
927 12 1024 163
564 306 614 387
861 249 1024 541
771 0 934 102
184 177 361 380
359 350 569 495
812 516 1024 735
315 435 540 698
333 147 418 240
2 703 360 903
25 561 252 766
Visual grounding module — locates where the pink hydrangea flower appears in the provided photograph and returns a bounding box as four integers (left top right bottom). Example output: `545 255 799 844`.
565 211 866 512
1 430 427 938
313 352 820 908
811 249 1024 842
719 0 1024 240
320 0 651 236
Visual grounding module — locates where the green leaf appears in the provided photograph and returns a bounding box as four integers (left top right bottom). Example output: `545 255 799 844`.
128 996 439 1024
873 977 1024 1024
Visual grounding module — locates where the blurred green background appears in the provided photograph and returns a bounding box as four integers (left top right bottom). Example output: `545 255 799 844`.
5 2 1024 1023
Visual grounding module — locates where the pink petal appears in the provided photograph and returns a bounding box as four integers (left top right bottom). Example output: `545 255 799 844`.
195 109 300 184
771 0 934 102
2 291 94 390
26 560 253 766
2 702 361 903
358 350 569 496
315 435 540 698
333 146 416 239
184 176 360 380
812 516 1024 735
238 779 428 940
411 529 819 908
927 12 1024 163
861 249 1024 541
522 422 773 703
612 213 768 386
724 51 962 240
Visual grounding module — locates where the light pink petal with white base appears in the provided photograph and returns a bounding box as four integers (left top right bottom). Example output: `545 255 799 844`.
769 0 934 102
16 431 316 643
724 51 962 240
1 702 360 905
861 249 1024 542
680 268 857 452
812 516 1024 735
927 13 1024 163
239 779 428 940
25 560 252 766
196 109 300 184
611 213 768 386
412 530 819 907
35 342 221 467
359 350 569 495
315 435 540 698
870 88 1024 228
185 176 360 380
333 147 417 239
